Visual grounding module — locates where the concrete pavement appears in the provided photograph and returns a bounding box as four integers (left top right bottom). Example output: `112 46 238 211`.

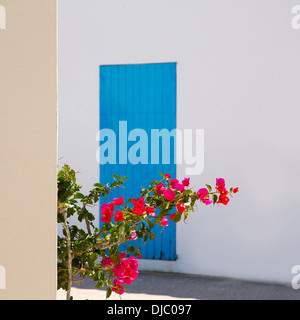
57 271 300 300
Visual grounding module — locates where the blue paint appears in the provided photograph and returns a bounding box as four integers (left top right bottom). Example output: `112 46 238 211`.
99 63 177 260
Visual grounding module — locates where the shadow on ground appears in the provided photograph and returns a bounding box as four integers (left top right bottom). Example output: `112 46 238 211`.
72 271 300 300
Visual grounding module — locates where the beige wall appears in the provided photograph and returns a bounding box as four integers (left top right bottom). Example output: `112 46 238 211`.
0 0 57 299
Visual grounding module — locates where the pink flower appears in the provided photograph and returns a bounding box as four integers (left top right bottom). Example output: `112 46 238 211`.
130 231 137 240
170 179 179 189
100 203 115 223
197 188 208 200
133 207 144 215
112 279 125 295
101 203 114 214
177 202 186 213
216 178 226 190
175 183 185 193
113 195 124 206
233 187 239 194
165 173 171 179
145 206 155 216
182 178 190 187
102 257 113 267
156 183 166 195
118 253 126 262
119 257 139 285
219 189 229 195
164 189 176 202
125 256 139 271
101 213 113 223
170 179 185 193
218 194 230 205
122 273 137 284
132 197 145 215
159 216 169 227
216 178 229 197
112 263 125 278
114 210 124 222
202 198 212 205
132 197 145 208
112 256 139 291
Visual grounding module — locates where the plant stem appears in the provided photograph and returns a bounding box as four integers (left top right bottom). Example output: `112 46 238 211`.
85 216 92 235
62 209 73 300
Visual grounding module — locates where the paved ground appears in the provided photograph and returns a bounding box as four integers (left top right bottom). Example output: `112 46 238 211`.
57 271 300 300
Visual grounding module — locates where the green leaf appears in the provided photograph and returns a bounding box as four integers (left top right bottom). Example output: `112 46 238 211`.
136 231 143 239
183 189 193 196
171 212 182 223
206 184 212 192
148 220 153 230
124 223 130 234
106 287 112 299
110 252 120 264
112 174 121 180
108 272 114 280
87 212 95 221
127 245 135 253
158 172 166 179
95 281 104 289
154 212 164 224
133 250 140 257
93 183 103 188
75 193 85 199
150 180 158 186
212 194 218 204
184 212 189 221
150 233 155 240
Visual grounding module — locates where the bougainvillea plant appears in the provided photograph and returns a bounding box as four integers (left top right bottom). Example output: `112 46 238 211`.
57 164 238 300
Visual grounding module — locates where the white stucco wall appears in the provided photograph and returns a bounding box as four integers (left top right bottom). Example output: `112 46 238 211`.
58 0 300 284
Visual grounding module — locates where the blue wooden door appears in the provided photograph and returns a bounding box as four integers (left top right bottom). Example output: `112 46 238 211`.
99 63 177 260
